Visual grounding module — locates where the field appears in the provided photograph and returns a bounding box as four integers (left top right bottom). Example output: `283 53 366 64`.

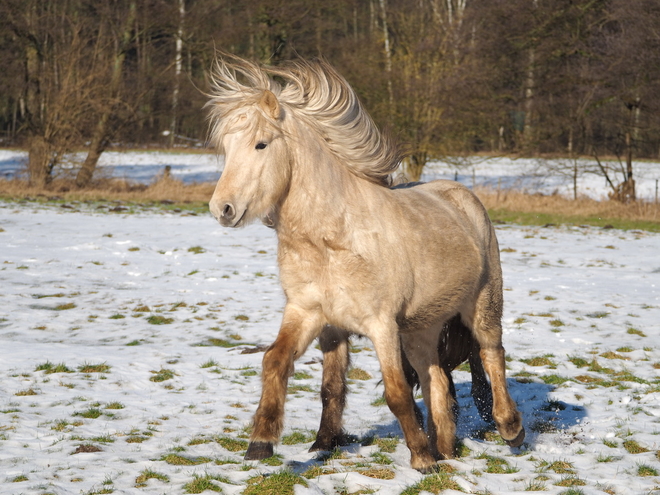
0 151 659 494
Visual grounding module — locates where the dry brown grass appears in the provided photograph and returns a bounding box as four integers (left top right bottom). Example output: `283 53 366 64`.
0 176 214 204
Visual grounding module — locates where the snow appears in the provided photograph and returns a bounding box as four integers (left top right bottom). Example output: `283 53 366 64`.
0 150 659 494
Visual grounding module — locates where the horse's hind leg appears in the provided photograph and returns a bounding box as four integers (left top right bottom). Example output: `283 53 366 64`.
310 326 350 452
470 286 524 447
468 340 494 423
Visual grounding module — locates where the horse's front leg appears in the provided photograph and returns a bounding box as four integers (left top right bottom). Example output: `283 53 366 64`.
371 327 437 473
245 306 323 460
309 326 351 452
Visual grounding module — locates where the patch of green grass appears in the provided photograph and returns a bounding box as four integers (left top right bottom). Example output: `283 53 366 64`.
623 439 649 454
235 314 250 321
557 489 586 495
480 454 519 474
183 475 228 493
600 351 630 360
260 454 284 466
15 388 37 396
288 384 314 393
371 451 393 465
126 340 141 346
200 359 219 369
54 302 76 310
292 371 312 380
282 430 315 445
126 435 149 443
243 471 308 495
146 315 174 325
540 374 571 385
302 465 337 479
375 436 399 453
35 361 73 374
73 407 103 419
187 246 206 254
371 396 388 407
90 434 115 443
400 472 463 494
215 436 248 452
521 355 556 367
555 475 587 487
109 314 125 319
78 362 111 373
207 338 242 348
627 327 647 337
637 464 659 477
347 367 373 380
135 469 169 487
547 460 576 474
149 368 175 382
11 475 28 482
568 356 589 368
161 453 213 465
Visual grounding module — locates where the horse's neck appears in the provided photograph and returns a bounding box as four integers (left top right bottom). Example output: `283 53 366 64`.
277 125 367 244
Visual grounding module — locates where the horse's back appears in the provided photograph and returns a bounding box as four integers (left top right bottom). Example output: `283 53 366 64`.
396 180 495 243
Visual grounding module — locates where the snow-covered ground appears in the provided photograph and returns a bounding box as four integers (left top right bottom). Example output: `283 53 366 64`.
0 150 659 494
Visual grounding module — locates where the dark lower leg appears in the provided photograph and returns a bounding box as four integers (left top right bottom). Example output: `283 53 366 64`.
311 327 350 451
469 344 493 422
480 346 524 446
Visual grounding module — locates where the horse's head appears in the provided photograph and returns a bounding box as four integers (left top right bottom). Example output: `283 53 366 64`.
209 90 290 228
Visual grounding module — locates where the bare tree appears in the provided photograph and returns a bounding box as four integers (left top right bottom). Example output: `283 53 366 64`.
76 1 137 188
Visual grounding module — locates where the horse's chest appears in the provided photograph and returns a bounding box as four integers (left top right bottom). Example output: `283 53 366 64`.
279 246 378 326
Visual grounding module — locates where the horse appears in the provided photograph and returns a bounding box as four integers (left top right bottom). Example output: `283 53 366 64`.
207 55 524 473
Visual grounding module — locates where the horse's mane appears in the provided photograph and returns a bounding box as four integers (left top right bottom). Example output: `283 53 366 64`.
207 55 402 187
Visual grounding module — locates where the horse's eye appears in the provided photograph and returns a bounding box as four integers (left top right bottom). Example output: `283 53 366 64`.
255 142 267 150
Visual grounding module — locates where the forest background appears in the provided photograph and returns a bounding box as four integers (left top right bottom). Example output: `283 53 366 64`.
1 0 660 198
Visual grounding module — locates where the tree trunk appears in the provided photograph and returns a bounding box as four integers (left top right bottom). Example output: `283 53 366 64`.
169 0 185 148
404 152 427 181
75 1 136 188
378 0 394 124
27 136 52 187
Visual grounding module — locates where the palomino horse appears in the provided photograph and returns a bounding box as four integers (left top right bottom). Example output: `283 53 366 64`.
207 55 524 472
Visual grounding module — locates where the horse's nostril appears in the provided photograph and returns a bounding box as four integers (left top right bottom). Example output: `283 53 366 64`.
222 203 235 220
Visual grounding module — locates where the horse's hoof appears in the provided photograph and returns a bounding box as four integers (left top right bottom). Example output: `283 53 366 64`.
504 427 525 448
309 433 357 452
244 441 273 460
309 438 331 452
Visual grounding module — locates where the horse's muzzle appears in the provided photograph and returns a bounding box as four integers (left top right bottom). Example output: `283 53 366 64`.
210 200 242 227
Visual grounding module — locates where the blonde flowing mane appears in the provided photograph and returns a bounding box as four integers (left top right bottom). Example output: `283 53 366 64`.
207 55 401 186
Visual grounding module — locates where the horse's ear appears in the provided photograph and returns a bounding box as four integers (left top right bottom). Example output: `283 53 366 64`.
259 90 281 120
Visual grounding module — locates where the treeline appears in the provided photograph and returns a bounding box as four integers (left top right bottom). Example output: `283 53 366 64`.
2 0 659 188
